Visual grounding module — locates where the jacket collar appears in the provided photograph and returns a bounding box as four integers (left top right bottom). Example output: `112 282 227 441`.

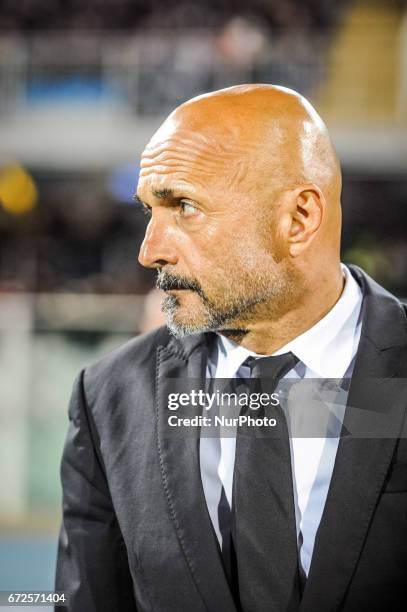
155 330 237 612
300 265 407 612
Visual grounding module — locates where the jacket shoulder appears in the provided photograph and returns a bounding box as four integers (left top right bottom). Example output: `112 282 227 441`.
83 325 171 400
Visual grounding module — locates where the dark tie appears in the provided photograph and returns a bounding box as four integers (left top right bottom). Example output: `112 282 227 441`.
231 352 301 612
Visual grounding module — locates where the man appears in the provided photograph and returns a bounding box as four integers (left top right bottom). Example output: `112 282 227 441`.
55 85 407 611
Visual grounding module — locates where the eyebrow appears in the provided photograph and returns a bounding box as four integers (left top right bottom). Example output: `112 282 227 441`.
152 187 174 199
132 187 175 205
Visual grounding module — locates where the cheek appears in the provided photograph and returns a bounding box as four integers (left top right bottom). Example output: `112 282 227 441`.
180 217 275 279
229 229 276 271
179 231 224 274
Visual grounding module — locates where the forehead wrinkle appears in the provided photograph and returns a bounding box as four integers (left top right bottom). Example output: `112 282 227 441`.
143 128 250 165
140 153 226 172
228 158 249 191
141 126 260 195
145 125 244 155
141 143 247 171
143 136 219 157
140 144 250 185
139 163 218 180
146 127 214 150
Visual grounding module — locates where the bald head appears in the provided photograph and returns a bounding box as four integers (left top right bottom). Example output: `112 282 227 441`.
143 84 342 208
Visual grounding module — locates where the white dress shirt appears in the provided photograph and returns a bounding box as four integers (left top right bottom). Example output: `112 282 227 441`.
199 265 363 577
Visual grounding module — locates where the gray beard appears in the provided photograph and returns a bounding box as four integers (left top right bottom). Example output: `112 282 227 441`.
161 284 289 338
161 293 246 338
157 265 299 338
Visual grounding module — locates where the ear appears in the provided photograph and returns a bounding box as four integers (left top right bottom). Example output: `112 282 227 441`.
287 185 325 257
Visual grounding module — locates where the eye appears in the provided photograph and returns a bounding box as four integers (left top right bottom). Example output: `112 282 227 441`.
179 200 199 218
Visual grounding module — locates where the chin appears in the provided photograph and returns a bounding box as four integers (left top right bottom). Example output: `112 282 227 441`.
164 306 211 338
165 317 207 338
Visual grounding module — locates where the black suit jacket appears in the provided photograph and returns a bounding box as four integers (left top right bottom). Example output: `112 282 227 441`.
55 266 407 612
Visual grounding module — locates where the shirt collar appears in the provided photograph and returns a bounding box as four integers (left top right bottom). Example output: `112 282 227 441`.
216 265 363 379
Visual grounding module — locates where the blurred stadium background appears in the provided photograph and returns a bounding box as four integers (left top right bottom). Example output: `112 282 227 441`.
0 0 407 598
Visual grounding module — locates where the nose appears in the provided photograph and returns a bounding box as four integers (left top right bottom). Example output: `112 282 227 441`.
138 214 178 269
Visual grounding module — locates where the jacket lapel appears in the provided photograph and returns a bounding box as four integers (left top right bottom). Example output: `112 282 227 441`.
300 266 407 612
155 332 237 612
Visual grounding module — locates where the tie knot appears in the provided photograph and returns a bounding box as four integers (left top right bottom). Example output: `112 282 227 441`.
245 352 298 382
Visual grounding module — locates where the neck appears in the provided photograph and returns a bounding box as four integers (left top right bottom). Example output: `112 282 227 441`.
222 266 345 355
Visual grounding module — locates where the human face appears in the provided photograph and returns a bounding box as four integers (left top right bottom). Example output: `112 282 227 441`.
137 117 293 337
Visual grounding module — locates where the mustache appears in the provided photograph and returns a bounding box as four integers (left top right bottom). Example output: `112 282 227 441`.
156 270 203 294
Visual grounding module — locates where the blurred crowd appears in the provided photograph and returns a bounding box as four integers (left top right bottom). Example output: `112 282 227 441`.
0 0 347 32
0 167 154 294
0 1 350 117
